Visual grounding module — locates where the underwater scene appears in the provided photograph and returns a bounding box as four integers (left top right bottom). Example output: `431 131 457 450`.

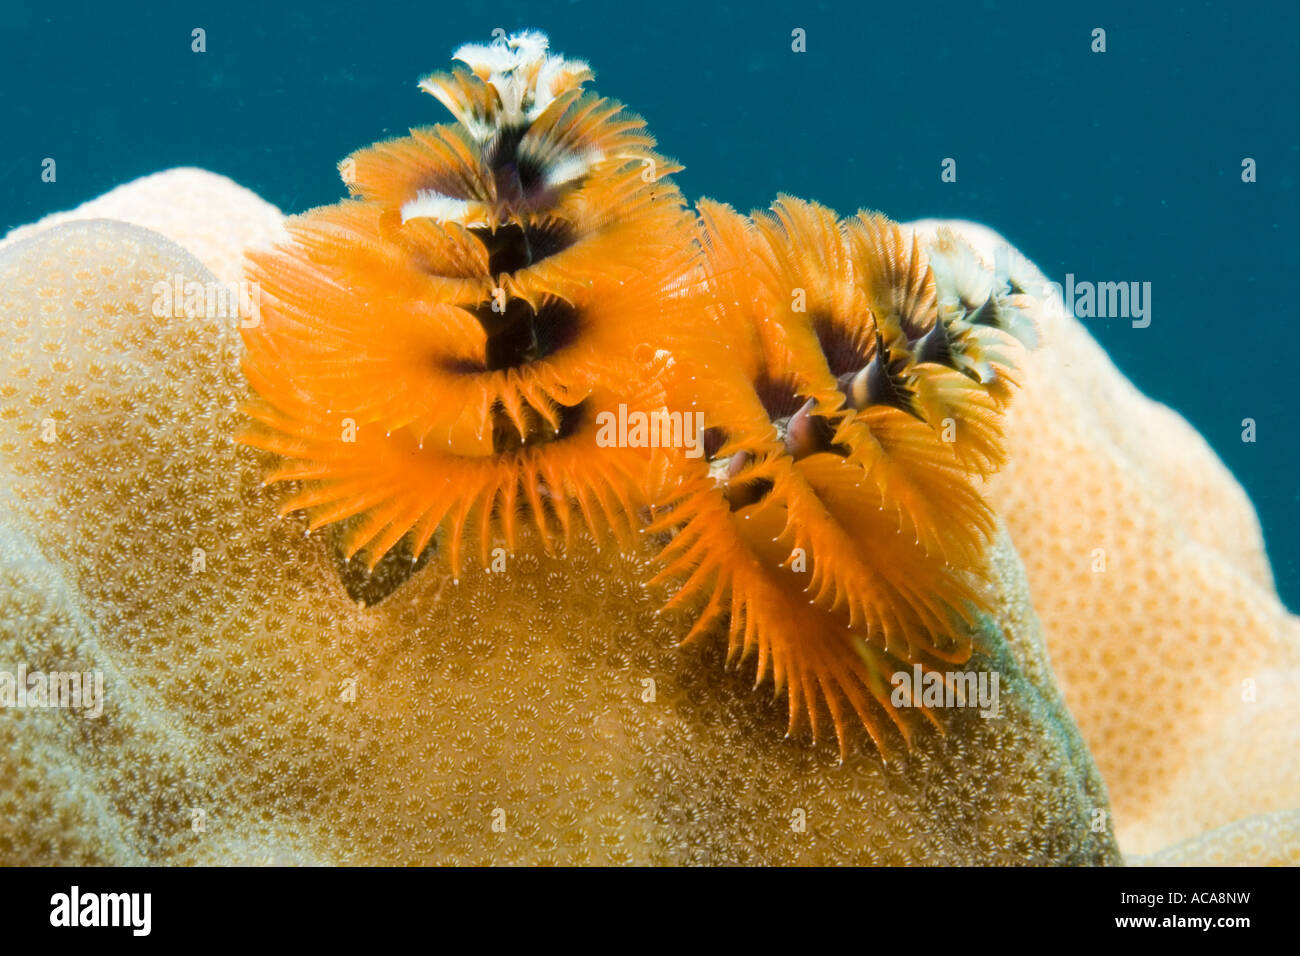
0 0 1296 880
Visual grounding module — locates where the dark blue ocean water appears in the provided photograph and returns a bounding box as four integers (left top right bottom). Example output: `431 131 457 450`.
2 1 1295 608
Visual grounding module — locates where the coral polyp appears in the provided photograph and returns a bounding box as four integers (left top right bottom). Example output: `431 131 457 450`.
239 30 1035 752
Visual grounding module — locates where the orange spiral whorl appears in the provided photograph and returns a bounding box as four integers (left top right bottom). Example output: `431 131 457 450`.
241 31 697 571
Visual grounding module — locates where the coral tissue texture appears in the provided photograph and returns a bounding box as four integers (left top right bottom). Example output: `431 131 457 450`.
0 217 1119 864
0 168 286 286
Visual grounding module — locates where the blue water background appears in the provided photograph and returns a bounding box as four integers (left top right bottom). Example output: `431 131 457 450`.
2 0 1295 607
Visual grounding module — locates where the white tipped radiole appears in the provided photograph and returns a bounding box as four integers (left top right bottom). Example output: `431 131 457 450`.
420 30 593 139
